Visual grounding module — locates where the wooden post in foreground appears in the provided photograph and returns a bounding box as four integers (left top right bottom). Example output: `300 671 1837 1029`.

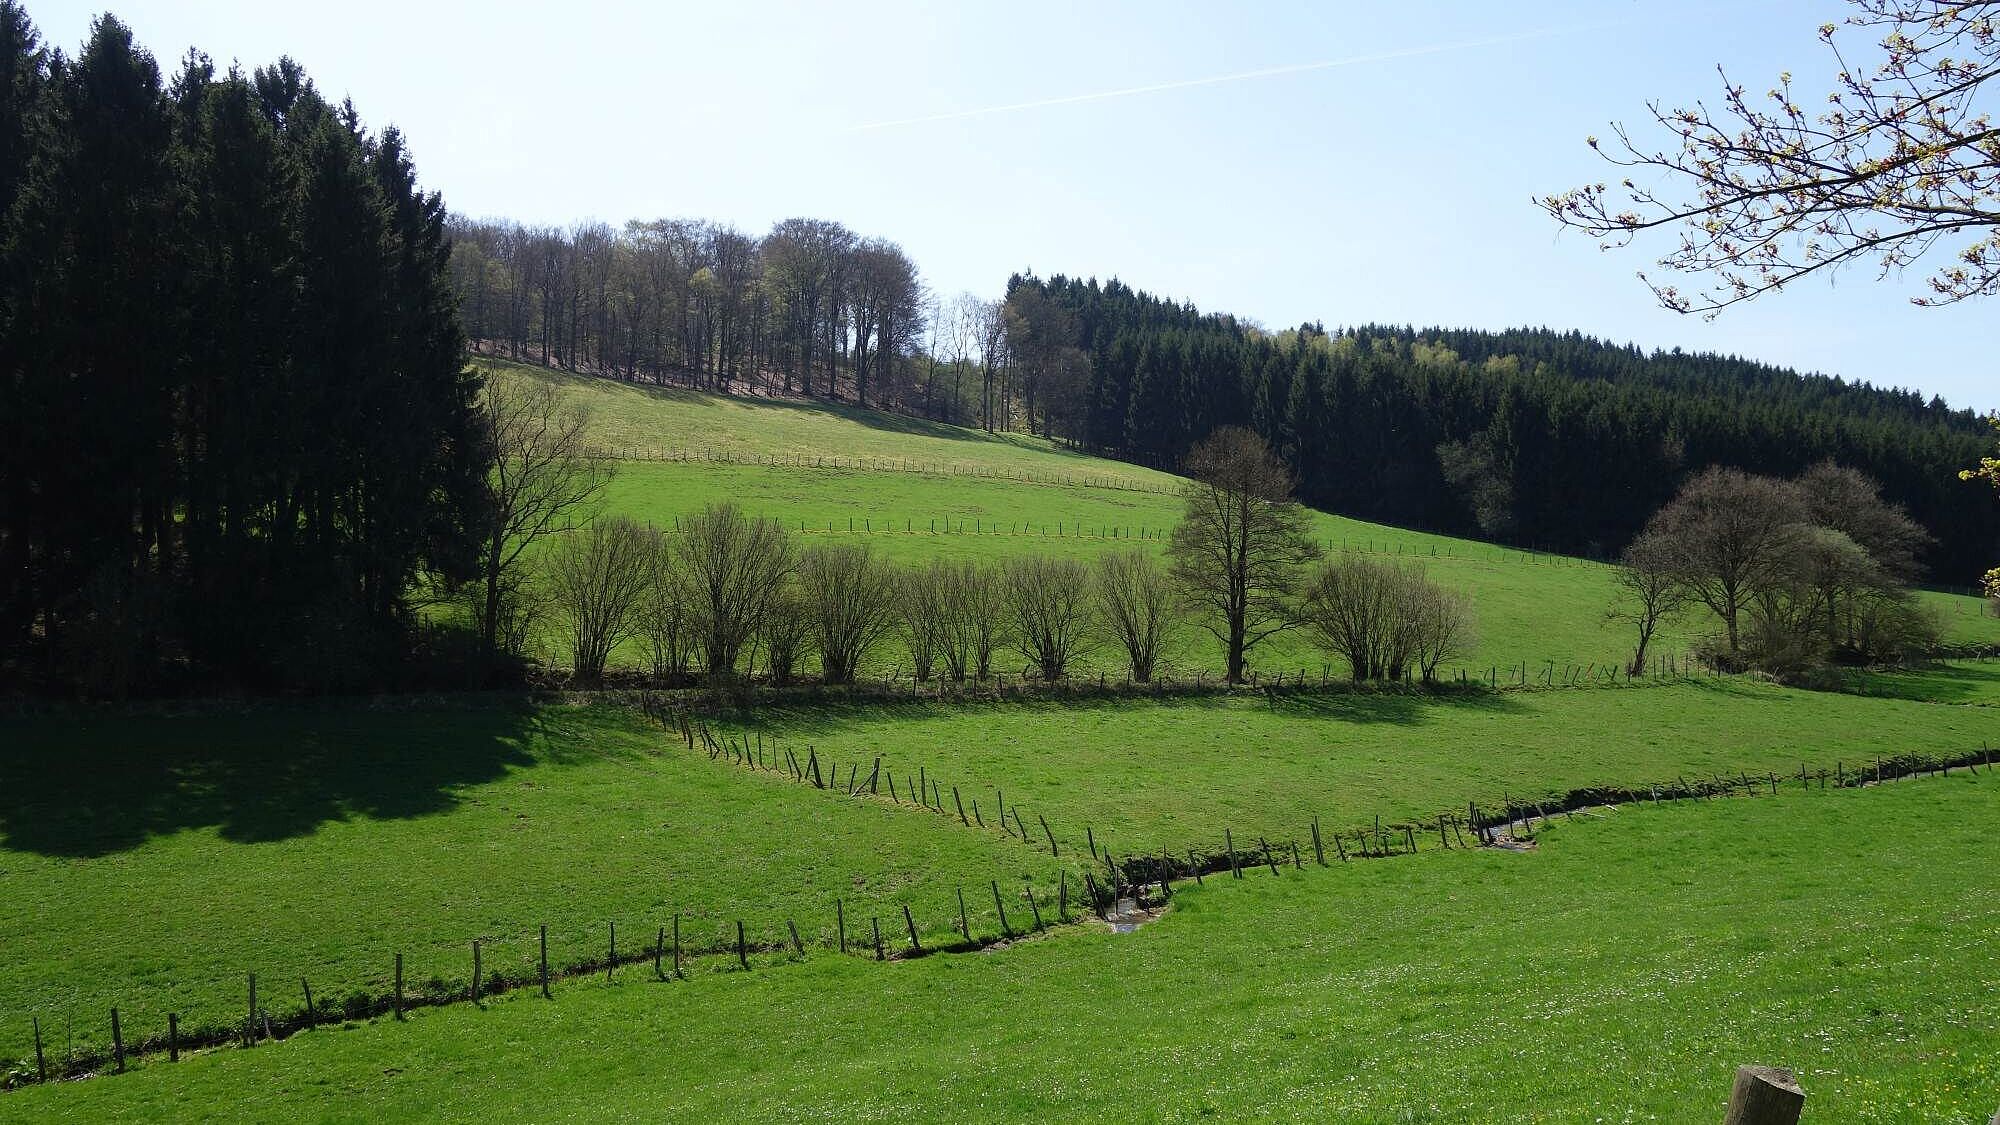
1723 1065 1804 1125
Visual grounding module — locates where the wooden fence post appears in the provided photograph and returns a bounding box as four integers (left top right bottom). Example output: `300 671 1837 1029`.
246 973 258 1046
33 1014 46 1081
901 905 922 953
871 917 885 961
540 925 550 998
302 978 316 1028
394 954 404 1020
111 1008 124 1072
1722 1065 1804 1125
836 899 847 954
957 887 971 940
736 920 750 970
673 914 683 979
168 1012 178 1063
991 880 1012 937
472 941 482 1003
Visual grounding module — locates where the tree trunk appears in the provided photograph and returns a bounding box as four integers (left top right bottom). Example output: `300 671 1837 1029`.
1722 1065 1803 1125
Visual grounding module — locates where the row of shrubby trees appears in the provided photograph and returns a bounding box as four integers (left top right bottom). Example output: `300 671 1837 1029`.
1613 462 1942 679
510 425 1476 688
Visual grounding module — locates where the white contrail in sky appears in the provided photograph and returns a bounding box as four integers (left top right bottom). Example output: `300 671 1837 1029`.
847 23 1607 133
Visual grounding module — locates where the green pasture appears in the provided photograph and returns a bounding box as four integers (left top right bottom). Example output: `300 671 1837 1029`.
12 770 1994 1122
0 702 1058 1066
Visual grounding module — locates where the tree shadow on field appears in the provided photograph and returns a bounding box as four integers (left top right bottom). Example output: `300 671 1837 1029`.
1826 660 2000 704
731 683 1528 741
0 698 544 859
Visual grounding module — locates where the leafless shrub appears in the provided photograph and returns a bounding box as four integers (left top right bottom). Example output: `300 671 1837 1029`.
1003 555 1095 681
546 516 655 686
799 543 896 684
673 503 793 676
1095 550 1176 682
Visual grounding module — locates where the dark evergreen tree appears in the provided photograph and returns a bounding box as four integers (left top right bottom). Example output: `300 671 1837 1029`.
0 11 486 694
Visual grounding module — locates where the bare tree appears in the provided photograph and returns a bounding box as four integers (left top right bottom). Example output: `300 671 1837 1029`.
975 298 1009 431
898 561 954 682
1611 530 1690 676
1643 467 1810 654
1168 427 1323 682
799 543 897 684
1541 1 2000 314
546 517 654 686
1095 550 1177 682
1302 555 1409 681
475 371 613 667
947 560 1006 680
636 542 695 683
1408 581 1476 683
1003 556 1095 681
757 577 812 686
674 503 794 677
1796 461 1932 580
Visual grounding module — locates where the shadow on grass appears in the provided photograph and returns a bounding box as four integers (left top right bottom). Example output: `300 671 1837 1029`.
729 682 1529 740
507 358 1109 461
0 698 544 859
1825 660 2000 704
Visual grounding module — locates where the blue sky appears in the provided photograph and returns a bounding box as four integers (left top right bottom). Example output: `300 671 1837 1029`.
34 0 1998 411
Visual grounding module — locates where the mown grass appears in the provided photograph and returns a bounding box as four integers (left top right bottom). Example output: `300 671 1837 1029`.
12 771 1994 1122
0 701 1058 1066
722 677 2000 860
502 359 2000 677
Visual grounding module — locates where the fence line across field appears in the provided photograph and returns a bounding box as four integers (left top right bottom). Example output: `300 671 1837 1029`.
10 719 1993 1090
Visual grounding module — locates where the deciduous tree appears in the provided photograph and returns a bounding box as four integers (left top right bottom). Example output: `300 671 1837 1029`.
1167 427 1322 682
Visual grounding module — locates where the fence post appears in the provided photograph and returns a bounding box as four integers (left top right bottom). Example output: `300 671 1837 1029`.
540 925 550 997
111 1008 124 1072
394 954 404 1020
1722 1065 1804 1125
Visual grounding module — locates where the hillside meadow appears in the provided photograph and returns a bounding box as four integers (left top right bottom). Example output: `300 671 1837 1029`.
483 360 2000 680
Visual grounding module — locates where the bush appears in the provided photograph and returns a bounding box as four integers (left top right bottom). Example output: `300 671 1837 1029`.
1002 556 1095 681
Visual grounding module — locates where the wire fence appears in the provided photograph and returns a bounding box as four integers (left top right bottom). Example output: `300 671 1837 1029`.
11 710 1993 1092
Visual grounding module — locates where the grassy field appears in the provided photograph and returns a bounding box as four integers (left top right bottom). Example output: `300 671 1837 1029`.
4 675 1990 1072
491 359 2000 678
5 361 1992 1114
721 677 2000 859
0 702 1062 1065
10 769 1993 1122
1828 658 2000 705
